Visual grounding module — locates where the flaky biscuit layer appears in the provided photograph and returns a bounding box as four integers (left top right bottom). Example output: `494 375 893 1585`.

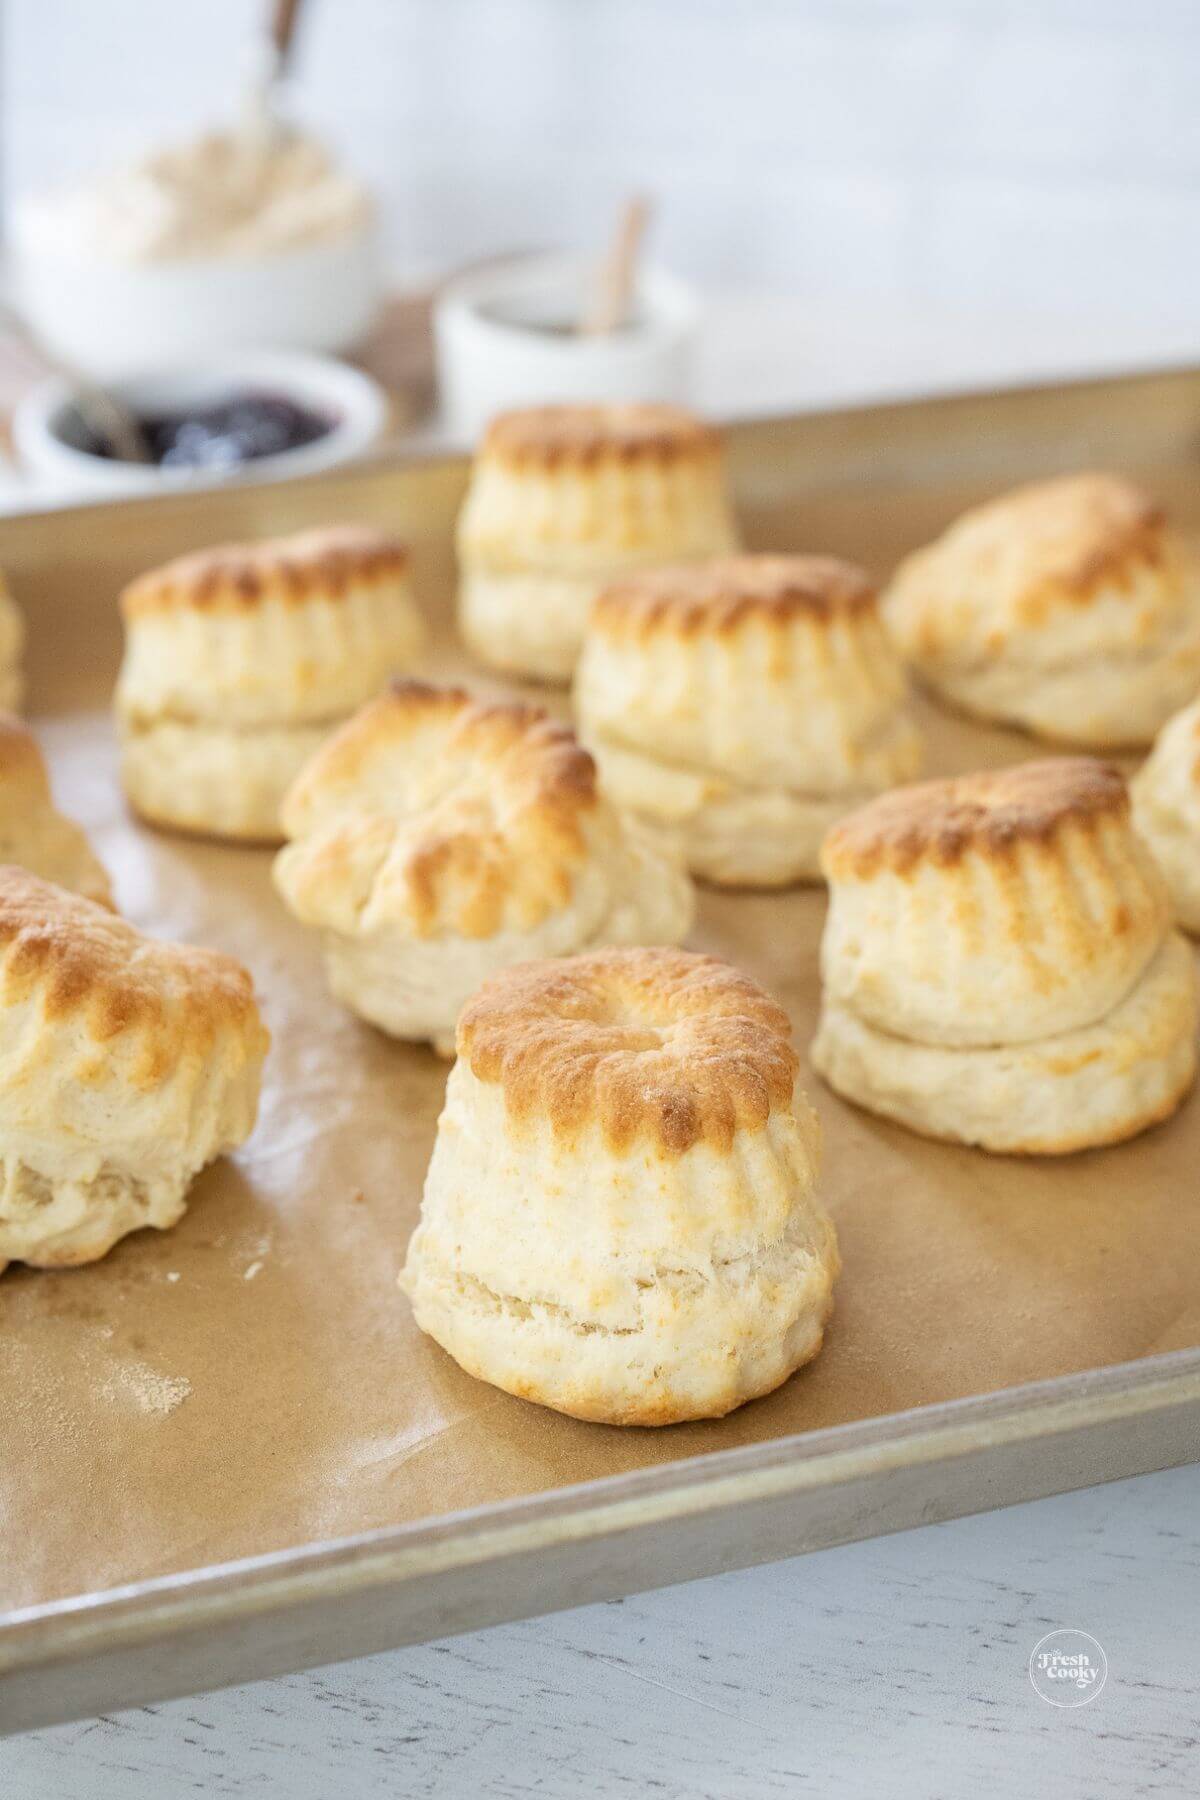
883 473 1200 748
318 821 694 1057
456 405 738 680
0 868 268 1272
577 553 919 793
581 736 867 886
576 553 922 875
278 681 609 938
820 760 1169 1047
120 719 331 845
459 569 640 685
1132 695 1200 933
907 622 1200 749
813 930 1197 1154
117 527 425 732
274 684 694 1047
402 948 838 1424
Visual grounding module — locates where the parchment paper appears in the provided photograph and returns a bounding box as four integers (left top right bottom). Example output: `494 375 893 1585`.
4 468 1200 1617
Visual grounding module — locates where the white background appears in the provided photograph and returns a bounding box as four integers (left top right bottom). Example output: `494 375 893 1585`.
5 0 1200 333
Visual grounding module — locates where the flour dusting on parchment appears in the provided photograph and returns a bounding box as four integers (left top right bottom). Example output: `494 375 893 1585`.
100 1359 192 1416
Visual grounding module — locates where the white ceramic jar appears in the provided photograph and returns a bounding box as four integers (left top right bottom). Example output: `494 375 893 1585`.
9 119 383 379
10 215 383 380
433 252 699 442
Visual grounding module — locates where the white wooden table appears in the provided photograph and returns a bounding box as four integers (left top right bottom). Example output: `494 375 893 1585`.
5 303 1200 1797
5 1465 1198 1798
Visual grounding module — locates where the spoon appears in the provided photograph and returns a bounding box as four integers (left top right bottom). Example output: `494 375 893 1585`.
0 301 151 464
580 195 651 337
242 0 307 142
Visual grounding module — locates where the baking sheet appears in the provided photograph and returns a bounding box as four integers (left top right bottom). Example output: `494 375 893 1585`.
4 383 1200 1621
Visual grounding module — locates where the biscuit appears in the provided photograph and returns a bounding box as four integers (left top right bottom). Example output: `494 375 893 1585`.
456 404 739 683
813 932 1195 1155
1131 696 1200 933
116 526 426 841
273 681 695 1054
575 554 922 885
812 759 1196 1152
0 868 268 1272
820 759 1169 1046
883 473 1200 748
0 714 111 906
400 947 839 1423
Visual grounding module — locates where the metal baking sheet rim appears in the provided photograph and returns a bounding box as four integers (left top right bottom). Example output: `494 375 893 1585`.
5 1346 1200 1730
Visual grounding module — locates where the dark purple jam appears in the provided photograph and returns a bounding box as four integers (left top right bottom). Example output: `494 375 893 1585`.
67 391 336 469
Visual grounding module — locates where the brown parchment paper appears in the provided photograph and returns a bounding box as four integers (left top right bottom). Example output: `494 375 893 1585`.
3 431 1200 1617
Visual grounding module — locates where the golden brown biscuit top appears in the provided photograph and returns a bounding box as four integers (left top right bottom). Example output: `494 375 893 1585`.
278 680 604 939
481 403 719 469
823 758 1131 880
121 526 410 618
284 678 597 828
458 947 799 1155
889 473 1164 620
591 553 876 638
0 866 266 1075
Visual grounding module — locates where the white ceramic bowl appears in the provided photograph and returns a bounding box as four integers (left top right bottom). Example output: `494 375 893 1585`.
434 252 699 442
13 350 389 500
9 208 383 379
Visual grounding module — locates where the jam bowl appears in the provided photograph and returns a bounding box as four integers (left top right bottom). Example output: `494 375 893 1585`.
13 350 389 499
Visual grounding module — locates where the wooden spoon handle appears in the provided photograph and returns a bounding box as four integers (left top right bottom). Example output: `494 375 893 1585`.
581 195 651 337
270 0 305 69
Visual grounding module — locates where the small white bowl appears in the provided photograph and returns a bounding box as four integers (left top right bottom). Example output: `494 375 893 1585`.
13 350 389 500
434 252 699 442
10 209 383 379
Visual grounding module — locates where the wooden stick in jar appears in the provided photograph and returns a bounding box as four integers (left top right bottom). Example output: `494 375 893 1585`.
580 195 651 337
270 0 306 72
